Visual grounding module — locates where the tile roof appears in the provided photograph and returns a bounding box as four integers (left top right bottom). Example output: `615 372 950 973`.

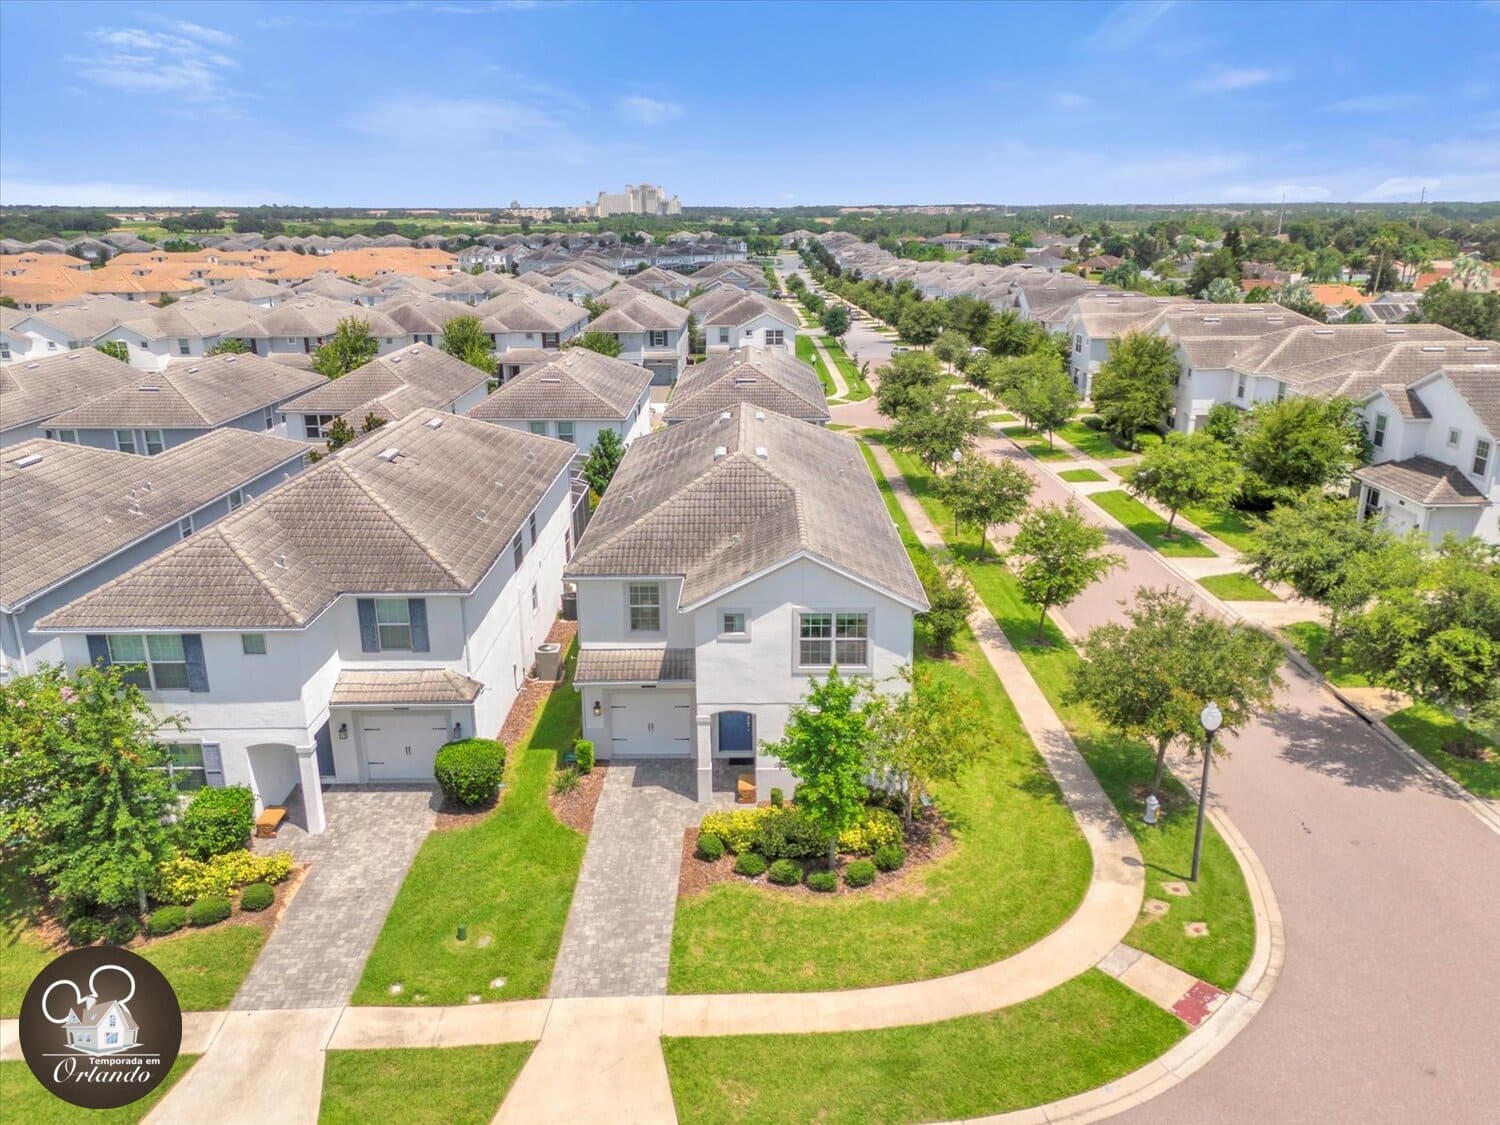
588 290 690 333
467 349 653 421
472 289 590 333
575 647 696 684
244 296 408 340
1426 364 1500 436
37 410 575 630
1354 456 1491 506
0 350 144 432
687 289 798 330
282 343 487 417
566 405 927 610
329 668 484 705
2 429 308 610
14 295 143 340
663 348 830 424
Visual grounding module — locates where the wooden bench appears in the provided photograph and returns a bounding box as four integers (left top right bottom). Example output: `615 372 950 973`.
736 774 756 805
255 806 287 839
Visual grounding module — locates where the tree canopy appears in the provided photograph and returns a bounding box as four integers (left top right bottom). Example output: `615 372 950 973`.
312 317 379 379
582 428 626 497
1089 331 1179 446
886 389 987 471
936 453 1034 555
870 665 984 826
1123 431 1244 534
441 314 497 374
1237 395 1367 507
567 330 623 358
1009 501 1123 638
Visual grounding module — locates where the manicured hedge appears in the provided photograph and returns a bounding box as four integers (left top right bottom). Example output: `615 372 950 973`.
187 896 232 927
767 859 802 886
239 882 275 912
434 738 506 807
843 859 877 888
733 852 768 878
181 786 254 859
146 906 188 935
695 833 725 862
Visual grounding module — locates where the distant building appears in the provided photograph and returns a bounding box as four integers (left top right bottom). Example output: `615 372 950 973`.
586 184 682 219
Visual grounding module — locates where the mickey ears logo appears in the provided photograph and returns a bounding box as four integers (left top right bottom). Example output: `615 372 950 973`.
19 946 182 1110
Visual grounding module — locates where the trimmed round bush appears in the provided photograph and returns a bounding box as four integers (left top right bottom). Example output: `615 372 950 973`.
67 917 102 946
186 895 232 927
753 807 824 861
146 906 188 936
732 852 768 878
806 870 838 893
843 859 877 888
769 787 784 808
103 915 140 946
573 739 595 774
837 807 903 855
180 786 254 859
874 844 906 872
239 882 275 912
434 738 506 807
695 833 725 862
767 859 802 886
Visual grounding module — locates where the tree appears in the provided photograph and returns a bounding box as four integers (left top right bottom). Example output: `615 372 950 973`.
0 295 17 309
1201 402 1244 446
1100 260 1143 289
1 664 180 914
764 669 878 866
819 303 850 340
886 389 986 471
582 428 625 497
1187 248 1240 296
95 340 129 363
930 328 972 371
1201 276 1243 304
1009 502 1123 639
566 330 623 358
870 665 984 827
1238 396 1367 507
1123 431 1243 535
918 562 973 655
1067 588 1284 799
1089 331 1179 447
935 453 1034 555
1449 253 1489 292
441 314 497 374
875 350 945 418
1005 359 1079 448
1415 280 1500 341
984 310 1037 357
1276 279 1327 322
312 317 378 378
206 337 246 356
945 294 993 340
361 412 388 434
896 300 946 347
324 417 358 452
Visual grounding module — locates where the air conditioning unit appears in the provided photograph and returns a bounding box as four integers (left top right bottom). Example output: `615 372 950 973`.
535 643 564 683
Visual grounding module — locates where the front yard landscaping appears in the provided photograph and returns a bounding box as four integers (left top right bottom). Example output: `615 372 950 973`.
663 970 1186 1125
1281 621 1369 688
0 1058 197 1124
1053 421 1144 461
1059 468 1107 483
1198 572 1279 601
821 335 871 400
795 333 834 394
1086 490 1217 557
352 645 586 1005
1177 501 1261 553
1384 704 1500 800
320 1043 535 1124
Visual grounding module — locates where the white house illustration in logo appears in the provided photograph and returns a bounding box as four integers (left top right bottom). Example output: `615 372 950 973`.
42 964 142 1056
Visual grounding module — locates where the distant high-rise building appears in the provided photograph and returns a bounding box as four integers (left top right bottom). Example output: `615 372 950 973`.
586 183 681 218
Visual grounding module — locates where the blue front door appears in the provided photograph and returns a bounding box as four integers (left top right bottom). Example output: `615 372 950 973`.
717 711 754 754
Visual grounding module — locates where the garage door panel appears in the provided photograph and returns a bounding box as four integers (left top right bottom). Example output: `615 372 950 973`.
608 691 693 757
361 712 450 780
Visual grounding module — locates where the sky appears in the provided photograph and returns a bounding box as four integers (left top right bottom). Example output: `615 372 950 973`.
1 0 1498 209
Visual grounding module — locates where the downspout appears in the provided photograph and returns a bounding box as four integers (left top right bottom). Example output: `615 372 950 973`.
5 611 30 676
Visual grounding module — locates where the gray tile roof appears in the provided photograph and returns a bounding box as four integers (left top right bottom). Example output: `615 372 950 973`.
37 410 575 630
566 406 927 610
117 295 260 342
588 290 689 333
663 348 829 424
329 668 484 705
575 647 696 684
467 349 652 422
687 289 798 331
472 289 590 333
2 429 308 610
1354 456 1490 506
1 350 144 432
14 295 142 340
46 353 322 429
245 296 407 340
282 343 487 416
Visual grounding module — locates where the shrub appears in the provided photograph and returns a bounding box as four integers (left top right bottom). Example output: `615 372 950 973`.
574 739 595 774
837 807 903 855
732 852 768 877
874 844 907 872
146 906 188 936
552 766 579 795
103 915 140 945
239 882 275 912
754 806 825 861
67 917 102 946
153 850 293 905
769 787 784 808
700 808 767 854
767 859 802 886
187 896 232 927
843 859 877 888
1082 414 1106 432
434 738 506 807
180 786 254 859
806 870 838 893
695 833 725 862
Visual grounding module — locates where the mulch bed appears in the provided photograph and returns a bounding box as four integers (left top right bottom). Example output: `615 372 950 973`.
549 764 607 835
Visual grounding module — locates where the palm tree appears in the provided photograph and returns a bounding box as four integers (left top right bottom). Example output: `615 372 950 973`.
1450 253 1488 292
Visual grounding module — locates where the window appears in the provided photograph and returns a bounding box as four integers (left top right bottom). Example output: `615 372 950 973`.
144 429 165 456
285 337 298 345
303 414 336 439
1275 382 1288 402
241 633 266 655
106 634 189 690
529 421 549 436
528 511 538 543
374 598 413 650
542 332 560 349
178 516 193 539
1372 413 1388 448
556 420 575 444
1447 427 1462 448
798 611 869 669
228 488 245 511
1475 439 1492 478
263 406 276 431
720 611 747 637
178 338 192 356
158 742 206 791
718 327 730 344
1235 373 1247 399
649 330 668 348
628 582 660 632
512 533 525 569
764 329 785 347
55 429 78 444
1073 334 1083 353
115 430 137 454
1362 486 1383 521
0 339 9 361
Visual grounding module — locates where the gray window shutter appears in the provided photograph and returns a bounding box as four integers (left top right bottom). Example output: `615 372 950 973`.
357 598 380 652
182 634 210 692
86 634 111 667
408 598 429 652
201 743 225 788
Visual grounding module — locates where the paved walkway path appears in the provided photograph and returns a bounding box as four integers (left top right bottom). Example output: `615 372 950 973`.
808 332 850 400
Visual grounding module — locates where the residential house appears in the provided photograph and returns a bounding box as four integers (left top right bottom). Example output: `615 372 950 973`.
1058 294 1183 395
97 296 262 370
689 289 799 354
282 342 491 441
467 348 653 451
7 296 143 361
663 348 830 426
565 406 927 801
0 350 142 447
588 289 691 384
687 260 771 296
36 411 580 832
234 297 411 359
472 290 589 353
618 267 693 302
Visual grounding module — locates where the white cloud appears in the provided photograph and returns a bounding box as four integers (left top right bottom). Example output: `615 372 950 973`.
1188 67 1278 93
1086 1 1177 50
1052 92 1092 109
67 21 243 112
616 96 684 126
1224 182 1332 201
1323 93 1422 111
346 97 557 145
142 15 238 48
0 178 282 207
1361 175 1439 200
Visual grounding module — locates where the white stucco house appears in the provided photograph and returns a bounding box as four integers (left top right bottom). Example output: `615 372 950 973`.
37 411 581 833
0 349 142 448
466 348 654 452
689 289 799 355
565 405 927 802
97 296 261 371
588 289 691 384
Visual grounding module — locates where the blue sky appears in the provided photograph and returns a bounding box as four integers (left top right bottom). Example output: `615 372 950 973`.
2 0 1497 208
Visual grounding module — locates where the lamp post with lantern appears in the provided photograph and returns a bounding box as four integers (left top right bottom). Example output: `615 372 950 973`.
1190 701 1222 882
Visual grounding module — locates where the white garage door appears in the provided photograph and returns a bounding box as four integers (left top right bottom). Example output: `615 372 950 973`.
608 691 693 757
360 712 450 781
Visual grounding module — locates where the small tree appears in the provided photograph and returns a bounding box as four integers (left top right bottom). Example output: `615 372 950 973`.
582 428 626 497
918 561 974 655
1090 331 1180 447
1123 431 1243 536
566 330 622 358
1009 502 1124 640
361 412 388 434
930 329 972 371
1238 396 1367 507
886 390 986 471
1201 276 1243 304
324 417 358 452
95 340 129 363
206 337 246 356
819 303 850 340
441 314 497 374
896 301 946 347
1008 361 1079 448
936 454 1034 556
875 350 945 418
765 669 878 866
312 317 378 379
871 665 984 827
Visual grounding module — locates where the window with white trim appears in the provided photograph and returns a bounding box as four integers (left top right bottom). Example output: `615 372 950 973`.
512 533 525 569
649 330 668 348
178 516 194 539
556 420 575 443
262 406 276 431
374 598 412 650
528 511 538 543
718 327 730 344
303 414 337 439
144 429 165 456
107 634 189 690
157 741 206 791
115 430 137 454
720 610 747 638
1447 427 1461 447
764 329 785 347
1372 413 1388 448
178 338 192 356
1475 438 1491 478
797 611 869 669
228 488 245 510
1235 372 1247 399
55 429 78 444
628 582 660 632
241 633 266 655
529 421 549 436
542 333 560 348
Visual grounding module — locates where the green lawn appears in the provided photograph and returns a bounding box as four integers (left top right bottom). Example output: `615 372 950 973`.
1059 468 1107 483
320 1043 535 1124
1281 622 1370 688
668 451 1093 994
1054 422 1139 461
1086 490 1217 558
882 446 1256 991
822 336 871 400
664 970 1186 1125
1177 503 1262 553
1198 572 1279 601
0 1057 197 1123
1385 703 1500 800
1019 439 1076 461
352 648 586 1005
794 334 834 394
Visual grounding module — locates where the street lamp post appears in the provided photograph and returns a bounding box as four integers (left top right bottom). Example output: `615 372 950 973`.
1190 701 1222 883
950 449 963 533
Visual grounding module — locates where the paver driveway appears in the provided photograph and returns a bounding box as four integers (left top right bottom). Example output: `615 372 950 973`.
232 784 438 1010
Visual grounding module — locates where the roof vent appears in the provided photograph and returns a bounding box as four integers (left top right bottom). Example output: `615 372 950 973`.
1202 316 1221 323
1464 345 1489 352
719 411 732 422
754 445 769 459
539 376 562 383
1385 327 1406 334
475 508 488 522
424 417 443 429
25 362 39 369
377 447 401 462
10 453 42 469
1313 328 1335 335
139 384 160 392
223 354 237 362
1420 345 1446 352
65 353 80 361
186 366 199 374
755 410 766 421
713 445 728 460
142 481 153 491
274 553 288 569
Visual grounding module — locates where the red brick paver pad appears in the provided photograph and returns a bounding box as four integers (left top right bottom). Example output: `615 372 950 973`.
1172 980 1229 1028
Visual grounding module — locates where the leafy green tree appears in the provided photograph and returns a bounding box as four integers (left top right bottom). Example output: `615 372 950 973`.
1123 431 1243 535
441 314 497 373
871 665 984 827
1238 396 1367 507
312 317 378 379
984 310 1038 357
918 562 973 655
1009 502 1123 639
1089 331 1180 447
361 412 388 434
930 329 972 370
887 388 986 471
1449 253 1489 292
324 417 358 452
1067 588 1284 798
0 295 17 309
566 330 623 358
1006 359 1079 448
896 300 946 347
765 669 879 865
1 665 180 913
1201 402 1244 446
206 337 246 356
95 340 130 363
1188 248 1241 296
1276 280 1327 322
945 294 993 340
1100 260 1143 289
1201 276 1243 304
582 428 626 497
936 454 1035 555
1415 280 1500 341
875 349 946 418
819 303 850 340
